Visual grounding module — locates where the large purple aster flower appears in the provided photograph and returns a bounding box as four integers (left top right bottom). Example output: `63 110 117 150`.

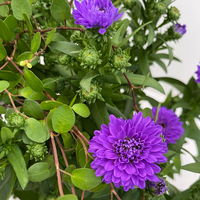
152 107 184 144
195 65 200 83
72 0 123 34
89 112 167 191
174 23 187 35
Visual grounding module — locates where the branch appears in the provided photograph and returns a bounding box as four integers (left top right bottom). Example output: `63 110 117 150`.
5 90 19 113
0 61 9 70
123 73 140 112
0 1 11 6
81 191 85 200
23 26 85 34
110 184 121 200
50 132 64 196
55 137 69 167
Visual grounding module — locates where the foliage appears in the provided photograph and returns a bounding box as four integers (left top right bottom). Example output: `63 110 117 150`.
0 0 199 199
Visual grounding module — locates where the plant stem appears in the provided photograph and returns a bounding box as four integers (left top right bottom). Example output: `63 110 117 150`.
55 137 69 167
81 191 85 200
5 90 19 113
0 1 11 6
50 132 64 196
110 184 121 200
123 73 140 112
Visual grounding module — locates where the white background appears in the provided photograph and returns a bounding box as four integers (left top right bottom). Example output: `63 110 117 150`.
10 0 200 199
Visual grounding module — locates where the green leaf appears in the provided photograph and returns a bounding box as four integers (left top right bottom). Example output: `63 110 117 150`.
45 28 56 46
71 168 101 190
0 80 9 92
24 68 44 92
7 145 28 189
57 194 78 200
0 0 9 17
50 41 81 57
0 19 12 42
0 42 7 61
31 32 41 53
11 0 32 20
51 0 70 22
28 162 54 182
40 100 63 110
112 19 130 47
72 103 90 118
17 51 33 62
182 163 200 173
1 127 15 143
147 25 155 46
0 70 20 81
24 118 49 143
52 105 75 134
19 87 45 100
158 77 186 93
80 72 98 92
120 74 165 94
23 99 44 119
0 167 16 200
91 101 109 128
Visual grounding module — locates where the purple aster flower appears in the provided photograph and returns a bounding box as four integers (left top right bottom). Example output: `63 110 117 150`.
174 23 187 35
72 0 123 34
195 65 200 83
152 107 184 144
148 178 167 195
89 112 168 191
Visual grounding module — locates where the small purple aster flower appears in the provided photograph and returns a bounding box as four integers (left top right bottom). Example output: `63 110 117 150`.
195 65 200 83
89 112 168 191
148 178 167 195
174 23 187 35
72 0 123 34
152 107 184 144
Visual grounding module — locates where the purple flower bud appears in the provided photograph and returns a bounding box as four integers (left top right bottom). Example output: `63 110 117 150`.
174 23 187 35
195 65 200 83
72 0 123 34
148 178 167 195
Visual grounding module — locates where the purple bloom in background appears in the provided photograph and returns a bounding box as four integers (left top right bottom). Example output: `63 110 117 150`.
195 65 200 83
89 112 168 191
174 23 187 35
72 0 123 34
148 178 167 195
152 107 184 144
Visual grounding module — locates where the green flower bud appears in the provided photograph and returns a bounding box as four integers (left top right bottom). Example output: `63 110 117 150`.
26 143 48 162
134 32 147 46
79 48 102 69
7 113 25 128
70 31 81 42
112 50 131 72
58 54 71 65
154 2 167 14
168 7 180 21
123 0 137 8
79 84 104 104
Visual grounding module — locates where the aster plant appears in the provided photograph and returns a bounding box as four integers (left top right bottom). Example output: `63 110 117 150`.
0 0 200 200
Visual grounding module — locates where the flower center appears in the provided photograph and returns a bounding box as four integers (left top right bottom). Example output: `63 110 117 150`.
113 137 144 163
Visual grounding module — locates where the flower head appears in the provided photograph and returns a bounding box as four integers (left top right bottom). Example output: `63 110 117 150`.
152 107 184 144
148 178 167 195
72 0 123 34
195 65 200 83
174 23 187 35
89 112 167 191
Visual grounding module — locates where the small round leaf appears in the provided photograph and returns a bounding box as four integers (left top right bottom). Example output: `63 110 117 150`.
72 103 90 118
